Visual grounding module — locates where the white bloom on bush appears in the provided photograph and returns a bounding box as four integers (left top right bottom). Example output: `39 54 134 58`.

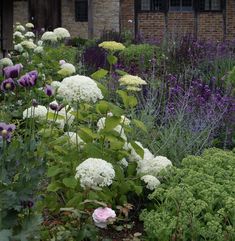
23 105 47 119
15 25 25 32
127 141 154 162
137 156 172 176
119 74 147 91
97 117 127 140
25 23 34 28
92 207 116 228
58 63 76 76
14 43 24 53
13 31 24 39
75 158 115 189
51 81 61 91
53 27 70 40
0 58 13 68
34 46 44 54
64 132 84 145
37 40 43 46
22 52 29 59
141 175 160 190
99 41 125 52
25 31 35 38
118 158 128 168
57 75 103 104
21 40 37 49
48 101 74 128
41 31 57 42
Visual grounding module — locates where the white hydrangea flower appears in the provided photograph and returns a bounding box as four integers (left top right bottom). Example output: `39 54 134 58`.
119 74 147 91
25 31 35 38
57 75 103 104
97 117 127 140
64 132 84 145
14 43 24 53
48 101 74 128
37 40 43 46
51 81 61 91
53 27 70 40
0 58 13 68
15 25 25 32
34 46 44 54
25 23 34 28
75 158 115 189
41 31 57 42
126 141 154 162
137 156 172 176
58 63 76 76
21 40 37 49
141 175 160 190
22 52 29 59
23 105 47 119
118 158 128 168
13 31 24 39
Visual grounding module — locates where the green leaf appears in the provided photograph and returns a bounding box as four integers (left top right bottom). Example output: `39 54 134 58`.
105 135 125 150
127 162 137 176
47 182 61 192
108 103 124 116
91 68 108 80
47 166 63 177
115 69 129 76
130 141 144 159
117 90 128 108
63 177 77 189
128 95 138 108
104 116 121 131
107 54 118 65
96 101 109 114
79 127 95 142
47 112 65 120
132 119 147 133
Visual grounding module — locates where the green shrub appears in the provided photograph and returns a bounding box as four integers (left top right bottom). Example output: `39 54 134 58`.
140 148 235 241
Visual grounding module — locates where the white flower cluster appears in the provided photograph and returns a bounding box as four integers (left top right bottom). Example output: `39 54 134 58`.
21 40 37 49
119 74 147 91
25 31 35 38
23 105 47 119
26 23 34 28
13 31 24 39
57 75 103 104
64 132 84 145
34 46 44 54
137 155 172 176
141 175 160 190
14 44 24 53
51 81 61 91
15 24 25 32
75 158 115 189
53 27 70 40
0 58 13 68
41 31 58 42
58 63 76 76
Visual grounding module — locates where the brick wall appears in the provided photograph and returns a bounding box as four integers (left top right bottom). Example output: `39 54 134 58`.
226 0 235 40
13 1 29 25
120 0 135 33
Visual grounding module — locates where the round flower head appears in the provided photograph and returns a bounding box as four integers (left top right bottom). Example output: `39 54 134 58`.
23 105 47 119
137 155 172 176
41 31 57 42
15 25 25 32
51 81 61 91
13 31 24 39
25 23 34 28
0 122 16 142
14 43 24 53
53 27 70 40
57 75 103 104
21 40 37 49
34 46 44 54
75 158 115 189
3 64 22 78
99 41 125 52
0 58 13 68
59 60 66 65
24 31 35 38
58 63 76 77
37 40 43 46
119 74 147 91
141 175 160 190
1 78 16 92
64 132 84 145
92 207 116 228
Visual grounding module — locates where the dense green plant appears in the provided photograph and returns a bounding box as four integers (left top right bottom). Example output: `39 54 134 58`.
140 148 235 241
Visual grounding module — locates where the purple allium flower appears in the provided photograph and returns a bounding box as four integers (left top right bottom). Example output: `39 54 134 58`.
44 84 54 96
32 99 38 107
20 200 34 209
3 64 22 78
0 122 16 141
49 102 64 112
18 70 38 87
0 78 16 92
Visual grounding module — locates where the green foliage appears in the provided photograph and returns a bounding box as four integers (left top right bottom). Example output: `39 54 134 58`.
140 148 235 241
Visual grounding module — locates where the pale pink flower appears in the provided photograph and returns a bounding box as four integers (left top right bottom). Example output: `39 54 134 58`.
59 60 66 65
92 207 116 228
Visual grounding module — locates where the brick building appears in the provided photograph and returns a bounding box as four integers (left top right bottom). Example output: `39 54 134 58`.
11 0 235 41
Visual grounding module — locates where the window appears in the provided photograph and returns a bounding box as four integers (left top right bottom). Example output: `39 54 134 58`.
199 0 222 11
75 0 88 22
169 0 193 11
139 0 163 11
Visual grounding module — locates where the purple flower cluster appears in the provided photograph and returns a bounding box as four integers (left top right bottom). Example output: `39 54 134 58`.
18 70 38 87
0 122 16 141
3 64 22 78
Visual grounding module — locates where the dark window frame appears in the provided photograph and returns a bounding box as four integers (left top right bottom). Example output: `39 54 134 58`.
136 0 165 13
75 0 88 22
198 0 223 12
169 0 193 12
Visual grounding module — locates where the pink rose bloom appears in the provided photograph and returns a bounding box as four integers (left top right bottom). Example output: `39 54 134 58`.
92 207 116 228
59 60 66 65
